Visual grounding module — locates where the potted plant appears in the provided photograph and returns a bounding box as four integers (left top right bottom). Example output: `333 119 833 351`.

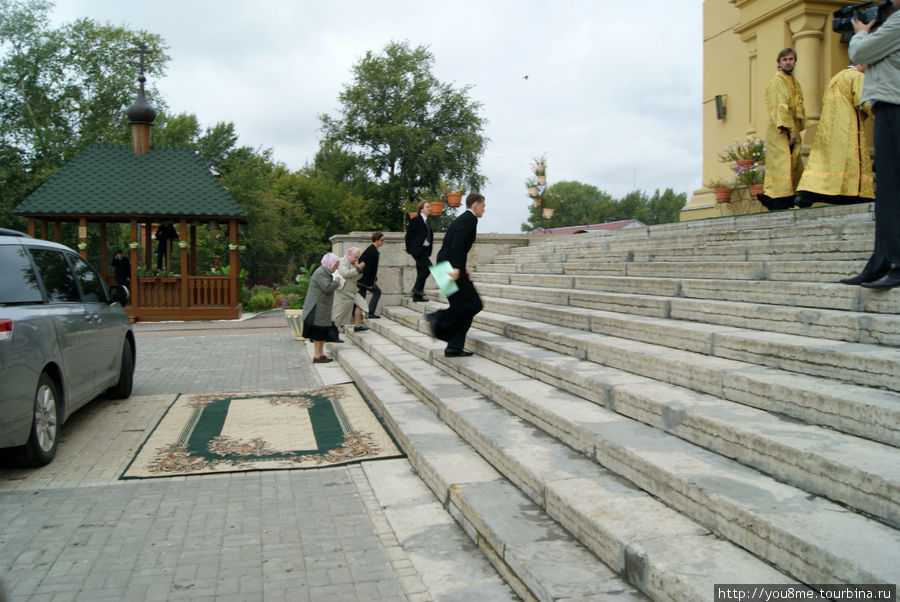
283 266 312 340
444 179 465 207
705 176 734 203
734 163 765 198
525 177 539 198
533 156 547 186
718 137 765 170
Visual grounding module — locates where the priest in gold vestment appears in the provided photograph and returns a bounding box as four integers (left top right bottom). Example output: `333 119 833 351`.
796 65 874 206
760 48 806 211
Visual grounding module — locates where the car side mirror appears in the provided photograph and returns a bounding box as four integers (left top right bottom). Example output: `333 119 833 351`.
109 285 129 305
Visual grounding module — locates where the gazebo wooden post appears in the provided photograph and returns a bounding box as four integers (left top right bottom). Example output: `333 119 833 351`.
41 219 49 240
130 219 140 310
27 218 35 237
144 222 153 271
78 217 87 259
229 220 240 310
99 221 108 283
190 224 197 277
179 219 189 310
54 222 62 244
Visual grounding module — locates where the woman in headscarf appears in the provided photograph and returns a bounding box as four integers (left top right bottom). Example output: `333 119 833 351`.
332 247 370 332
301 252 343 363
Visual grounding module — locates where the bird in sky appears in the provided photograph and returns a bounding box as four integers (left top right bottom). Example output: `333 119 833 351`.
523 75 529 80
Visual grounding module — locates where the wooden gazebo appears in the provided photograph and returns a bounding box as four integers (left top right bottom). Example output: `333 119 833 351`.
13 71 248 322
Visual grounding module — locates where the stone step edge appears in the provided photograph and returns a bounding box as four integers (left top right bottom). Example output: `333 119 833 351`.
465 292 900 393
397 299 900 448
473 281 900 345
355 318 899 585
379 306 900 526
335 338 796 601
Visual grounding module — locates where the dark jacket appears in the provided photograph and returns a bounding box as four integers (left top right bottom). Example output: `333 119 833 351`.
112 256 131 286
437 210 477 272
358 244 380 288
405 214 433 259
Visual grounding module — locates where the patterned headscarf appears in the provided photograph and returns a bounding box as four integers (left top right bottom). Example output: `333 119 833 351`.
320 253 340 272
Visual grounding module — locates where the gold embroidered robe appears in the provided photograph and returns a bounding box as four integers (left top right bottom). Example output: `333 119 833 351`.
797 67 874 199
764 70 806 198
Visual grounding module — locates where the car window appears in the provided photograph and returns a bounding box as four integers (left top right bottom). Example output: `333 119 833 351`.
29 248 81 303
69 254 107 303
0 245 44 304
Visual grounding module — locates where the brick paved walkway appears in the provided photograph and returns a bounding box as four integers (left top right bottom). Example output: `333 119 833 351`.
0 313 458 601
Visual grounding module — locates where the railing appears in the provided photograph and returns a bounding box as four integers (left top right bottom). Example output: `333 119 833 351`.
136 276 233 309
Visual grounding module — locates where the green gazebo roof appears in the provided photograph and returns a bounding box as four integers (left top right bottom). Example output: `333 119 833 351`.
13 144 247 220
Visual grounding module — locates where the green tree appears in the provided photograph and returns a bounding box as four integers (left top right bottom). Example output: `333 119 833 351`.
319 40 488 231
0 0 169 228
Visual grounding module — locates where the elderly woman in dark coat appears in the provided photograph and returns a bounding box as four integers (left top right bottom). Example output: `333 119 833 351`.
301 252 343 363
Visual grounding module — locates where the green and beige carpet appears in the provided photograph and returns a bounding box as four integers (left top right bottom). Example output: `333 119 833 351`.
122 385 402 478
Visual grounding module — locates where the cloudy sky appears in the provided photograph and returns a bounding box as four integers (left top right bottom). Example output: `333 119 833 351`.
50 0 704 234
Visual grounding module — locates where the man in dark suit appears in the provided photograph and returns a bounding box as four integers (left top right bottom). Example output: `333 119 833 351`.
426 193 485 357
404 201 433 302
357 231 384 318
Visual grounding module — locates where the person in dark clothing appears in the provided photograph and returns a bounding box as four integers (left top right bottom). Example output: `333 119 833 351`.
425 193 485 357
112 249 131 287
404 201 433 302
155 221 178 271
357 231 384 318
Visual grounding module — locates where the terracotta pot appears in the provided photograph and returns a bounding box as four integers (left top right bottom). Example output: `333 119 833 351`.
527 186 538 198
736 159 755 170
542 207 555 219
536 175 547 186
532 198 541 208
408 211 418 219
446 192 463 207
714 187 734 203
750 183 764 198
429 201 445 215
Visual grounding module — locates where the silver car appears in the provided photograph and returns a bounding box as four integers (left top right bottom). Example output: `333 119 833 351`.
0 229 135 466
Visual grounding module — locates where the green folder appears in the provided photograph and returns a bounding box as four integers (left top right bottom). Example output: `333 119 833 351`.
429 261 459 297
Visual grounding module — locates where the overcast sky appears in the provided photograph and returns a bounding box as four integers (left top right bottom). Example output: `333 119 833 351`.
50 0 704 234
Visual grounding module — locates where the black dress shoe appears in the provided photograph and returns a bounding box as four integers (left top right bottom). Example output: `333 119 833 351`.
354 325 369 332
861 274 900 290
368 314 381 319
839 273 882 285
444 349 473 357
412 296 426 302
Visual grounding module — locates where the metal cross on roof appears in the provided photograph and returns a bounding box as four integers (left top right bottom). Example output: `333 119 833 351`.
132 42 151 78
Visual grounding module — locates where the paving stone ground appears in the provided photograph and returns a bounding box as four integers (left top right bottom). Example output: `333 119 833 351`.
0 312 469 601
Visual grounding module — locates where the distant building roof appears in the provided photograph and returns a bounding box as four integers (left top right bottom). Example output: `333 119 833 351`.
14 144 246 220
532 219 645 235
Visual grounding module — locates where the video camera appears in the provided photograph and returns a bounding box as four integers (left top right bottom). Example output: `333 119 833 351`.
833 1 894 35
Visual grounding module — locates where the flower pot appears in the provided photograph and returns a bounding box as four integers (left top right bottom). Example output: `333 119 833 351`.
284 309 304 341
536 175 547 186
527 186 538 198
446 192 463 207
532 198 541 208
750 183 764 198
714 187 734 203
429 201 445 215
542 207 555 219
408 211 418 219
736 159 755 170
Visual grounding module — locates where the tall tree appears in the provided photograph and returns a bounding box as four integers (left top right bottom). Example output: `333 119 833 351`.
319 40 488 231
0 0 168 228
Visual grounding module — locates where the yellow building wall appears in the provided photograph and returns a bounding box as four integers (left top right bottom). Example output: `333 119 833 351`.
682 0 866 221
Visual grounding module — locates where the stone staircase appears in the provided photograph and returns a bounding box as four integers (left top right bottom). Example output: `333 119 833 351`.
329 203 900 602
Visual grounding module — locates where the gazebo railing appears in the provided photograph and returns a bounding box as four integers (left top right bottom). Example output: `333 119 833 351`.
136 275 233 309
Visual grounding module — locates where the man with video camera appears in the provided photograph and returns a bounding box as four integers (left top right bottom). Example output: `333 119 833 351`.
841 0 900 288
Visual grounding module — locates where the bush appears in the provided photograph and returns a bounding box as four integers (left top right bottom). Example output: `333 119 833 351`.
248 291 275 312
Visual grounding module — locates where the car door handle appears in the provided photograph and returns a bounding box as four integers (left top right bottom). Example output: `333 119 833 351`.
84 313 100 323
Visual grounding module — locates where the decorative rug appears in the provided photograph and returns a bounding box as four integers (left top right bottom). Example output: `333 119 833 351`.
121 385 402 479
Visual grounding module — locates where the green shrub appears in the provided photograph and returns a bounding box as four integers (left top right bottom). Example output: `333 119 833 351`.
248 291 275 312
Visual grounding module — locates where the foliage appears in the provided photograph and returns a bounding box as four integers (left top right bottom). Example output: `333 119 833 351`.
718 137 766 164
520 181 686 231
734 164 764 186
279 294 303 310
704 176 734 189
248 291 275 312
533 156 547 176
318 40 488 232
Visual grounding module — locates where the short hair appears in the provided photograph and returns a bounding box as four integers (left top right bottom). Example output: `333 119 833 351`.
371 231 384 242
777 48 796 61
416 200 428 214
466 193 485 208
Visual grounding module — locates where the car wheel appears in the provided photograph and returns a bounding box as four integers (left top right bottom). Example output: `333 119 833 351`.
5 373 60 467
106 340 134 399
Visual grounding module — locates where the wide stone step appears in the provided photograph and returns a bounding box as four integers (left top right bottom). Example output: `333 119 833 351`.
468 273 900 314
401 300 900 446
347 320 899 586
335 334 797 601
463 294 900 391
472 282 900 345
333 345 644 601
381 306 900 526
